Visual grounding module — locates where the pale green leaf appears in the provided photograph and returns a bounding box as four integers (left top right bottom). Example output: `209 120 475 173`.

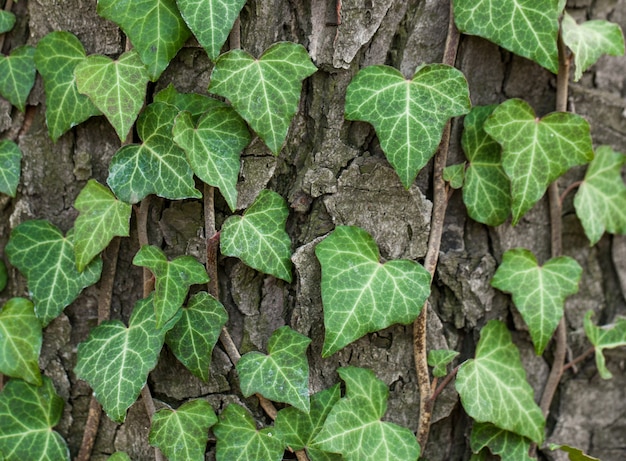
0 45 36 112
584 311 626 379
154 84 225 122
108 453 131 461
550 443 601 461
470 422 533 461
0 140 21 197
443 163 465 189
427 349 459 378
0 11 16 34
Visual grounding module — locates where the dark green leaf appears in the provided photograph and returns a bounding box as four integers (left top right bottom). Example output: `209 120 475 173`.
154 84 225 122
0 10 16 34
0 260 6 292
470 422 533 461
0 45 36 112
0 140 21 197
584 311 626 379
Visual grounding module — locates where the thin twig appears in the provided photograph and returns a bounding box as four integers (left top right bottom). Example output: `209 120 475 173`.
429 365 460 404
559 180 583 206
562 347 595 373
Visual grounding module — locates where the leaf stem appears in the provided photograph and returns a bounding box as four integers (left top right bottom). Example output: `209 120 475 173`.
562 346 595 373
429 365 460 404
559 180 583 206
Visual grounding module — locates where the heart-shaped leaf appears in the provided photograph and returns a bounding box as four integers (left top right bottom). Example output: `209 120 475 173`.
0 45 36 112
6 220 103 326
443 163 466 190
470 423 533 461
315 226 431 357
154 84 225 122
584 311 626 379
0 140 21 197
345 64 471 188
107 101 202 203
0 10 15 34
208 42 317 154
455 320 545 444
427 349 460 378
484 98 593 224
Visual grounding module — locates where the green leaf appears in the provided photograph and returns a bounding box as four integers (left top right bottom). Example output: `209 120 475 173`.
6 220 103 326
173 106 251 211
470 422 533 461
484 98 593 224
0 298 42 385
550 443 601 461
108 453 132 461
107 101 202 203
427 349 459 378
0 377 69 461
574 145 626 245
0 140 21 197
154 84 225 122
455 320 545 444
584 311 626 379
74 180 131 272
0 11 16 34
75 294 177 423
0 45 36 112
443 163 465 189
133 245 209 328
74 50 149 141
313 367 421 461
165 292 227 381
149 399 217 461
34 31 102 141
176 0 246 60
213 404 285 461
237 326 311 413
345 64 471 188
453 0 559 73
0 260 6 292
208 42 317 154
491 248 582 355
220 189 293 281
97 0 191 80
314 226 431 357
562 12 625 82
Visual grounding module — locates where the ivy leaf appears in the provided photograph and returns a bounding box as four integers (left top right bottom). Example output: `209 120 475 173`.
314 226 431 357
427 349 459 378
74 180 131 272
470 422 533 461
213 404 285 461
108 453 131 461
154 84 225 122
584 311 626 379
6 220 103 326
0 10 16 34
75 294 178 423
0 298 42 385
208 42 317 154
484 98 593 224
443 163 465 190
0 140 21 197
75 50 149 141
107 102 202 203
345 64 471 188
149 399 217 461
0 260 6 292
314 367 421 461
220 189 293 282
455 320 545 444
173 106 251 211
237 326 311 413
574 145 626 246
34 31 102 141
491 248 582 355
453 0 559 73
550 443 601 461
0 377 69 461
97 0 191 81
133 245 209 328
0 45 36 112
562 12 625 82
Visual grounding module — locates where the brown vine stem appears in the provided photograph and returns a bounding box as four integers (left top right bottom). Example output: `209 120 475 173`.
559 180 583 206
414 2 460 450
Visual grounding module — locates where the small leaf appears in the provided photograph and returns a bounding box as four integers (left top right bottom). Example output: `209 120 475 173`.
427 349 459 378
345 64 471 188
0 140 21 197
584 311 626 379
0 260 6 292
0 10 16 34
491 248 582 355
149 399 217 461
209 42 317 154
550 443 601 461
315 226 430 357
237 326 311 413
108 453 132 461
0 45 36 112
443 163 465 189
455 320 545 444
470 422 533 461
154 84 225 122
220 189 293 281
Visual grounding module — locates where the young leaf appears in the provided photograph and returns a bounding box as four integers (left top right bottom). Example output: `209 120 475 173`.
314 226 430 357
0 377 69 461
470 422 533 461
208 42 317 154
154 84 225 122
313 367 421 461
427 349 459 378
6 220 103 326
149 399 217 461
484 98 593 224
453 0 559 73
491 248 582 355
0 45 36 112
108 453 132 461
237 326 311 413
443 163 465 189
0 139 21 197
0 10 16 34
345 64 470 188
574 145 626 245
584 311 626 379
107 102 202 203
550 443 601 461
74 180 131 272
455 320 545 444
220 189 293 282
133 245 209 328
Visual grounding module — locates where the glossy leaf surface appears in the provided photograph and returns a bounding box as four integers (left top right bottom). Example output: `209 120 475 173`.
584 311 626 379
0 140 21 197
0 45 36 112
470 423 533 461
427 349 459 378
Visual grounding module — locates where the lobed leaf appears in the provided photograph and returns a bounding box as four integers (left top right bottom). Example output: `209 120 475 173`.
470 422 533 461
0 45 36 112
443 163 466 190
154 84 225 122
0 140 21 197
0 10 16 34
427 349 460 378
584 311 626 379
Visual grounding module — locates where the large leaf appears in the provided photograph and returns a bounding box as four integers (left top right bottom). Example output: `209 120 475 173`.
470 423 533 461
107 101 202 203
0 10 16 34
584 311 626 379
313 367 421 461
237 326 311 413
208 42 317 154
345 64 470 188
455 320 545 444
0 140 21 197
0 45 36 112
6 220 103 326
484 98 593 224
315 226 431 357
453 0 559 73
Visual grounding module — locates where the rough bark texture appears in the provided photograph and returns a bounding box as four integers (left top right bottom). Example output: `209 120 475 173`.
1 0 625 460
